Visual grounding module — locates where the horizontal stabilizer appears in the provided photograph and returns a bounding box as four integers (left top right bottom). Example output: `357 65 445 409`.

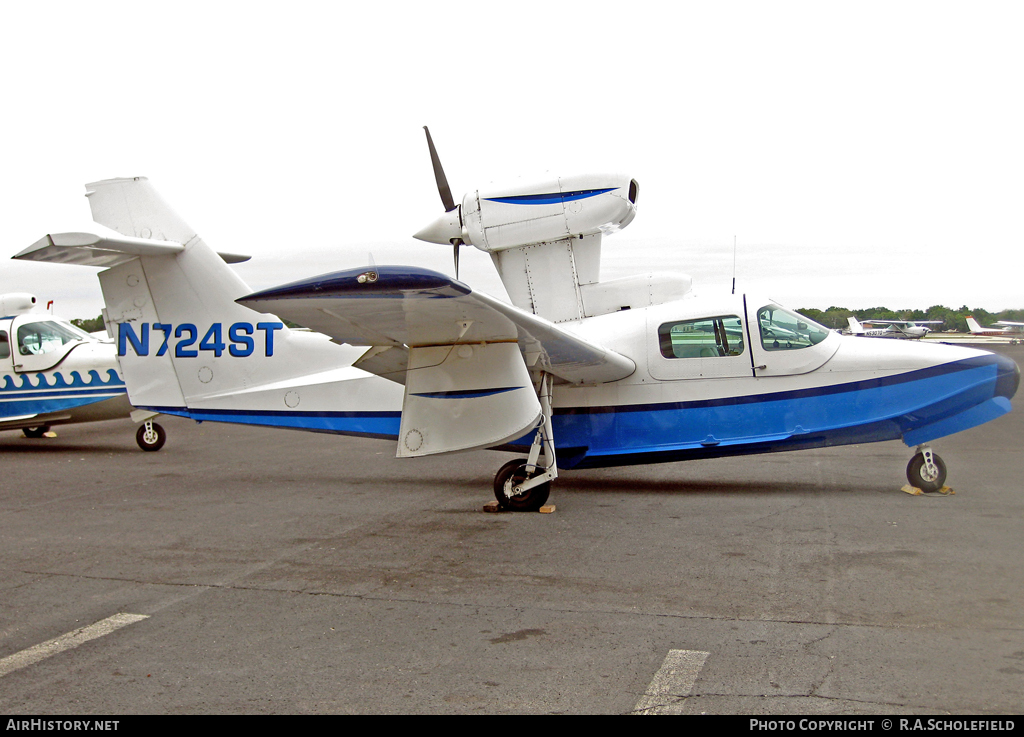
238 266 636 385
14 232 250 267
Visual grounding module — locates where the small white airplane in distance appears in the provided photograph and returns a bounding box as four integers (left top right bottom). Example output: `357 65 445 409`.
0 292 167 449
846 317 943 340
14 130 1019 503
966 316 1024 337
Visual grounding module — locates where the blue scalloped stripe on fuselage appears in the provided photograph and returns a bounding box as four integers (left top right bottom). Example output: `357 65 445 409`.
0 369 127 418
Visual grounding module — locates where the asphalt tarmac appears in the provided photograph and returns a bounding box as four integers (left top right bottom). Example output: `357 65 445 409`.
1 345 1021 715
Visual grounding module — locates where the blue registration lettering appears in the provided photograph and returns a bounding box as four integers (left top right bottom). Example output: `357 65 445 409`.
229 323 255 357
256 322 284 357
118 323 149 357
174 324 198 357
121 322 283 357
154 323 172 356
200 324 226 357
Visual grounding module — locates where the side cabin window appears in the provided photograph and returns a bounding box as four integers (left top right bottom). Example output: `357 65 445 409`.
757 305 830 351
16 320 85 357
0 331 9 359
658 315 745 359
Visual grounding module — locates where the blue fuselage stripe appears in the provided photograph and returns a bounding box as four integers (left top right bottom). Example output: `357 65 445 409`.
139 355 1016 468
142 406 403 440
1 388 126 400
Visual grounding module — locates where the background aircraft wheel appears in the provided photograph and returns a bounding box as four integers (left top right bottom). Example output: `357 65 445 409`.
493 459 551 512
22 425 50 438
136 422 167 452
906 451 947 493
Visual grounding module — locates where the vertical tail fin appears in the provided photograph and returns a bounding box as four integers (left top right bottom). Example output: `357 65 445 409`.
18 179 394 421
86 177 197 244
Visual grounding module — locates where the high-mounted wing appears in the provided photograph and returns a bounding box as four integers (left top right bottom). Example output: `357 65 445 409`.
239 265 635 458
237 265 636 386
862 319 942 325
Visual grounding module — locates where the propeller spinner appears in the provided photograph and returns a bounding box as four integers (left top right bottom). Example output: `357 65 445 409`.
416 126 466 278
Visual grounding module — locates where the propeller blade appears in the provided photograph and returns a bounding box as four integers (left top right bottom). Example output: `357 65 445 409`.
454 241 460 280
424 126 457 212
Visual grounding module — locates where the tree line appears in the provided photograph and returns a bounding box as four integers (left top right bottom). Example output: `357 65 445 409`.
70 316 106 333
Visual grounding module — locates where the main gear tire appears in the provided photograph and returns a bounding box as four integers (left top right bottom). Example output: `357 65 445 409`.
493 459 551 512
136 422 167 452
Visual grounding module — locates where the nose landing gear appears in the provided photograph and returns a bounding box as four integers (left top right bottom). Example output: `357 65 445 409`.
906 446 947 493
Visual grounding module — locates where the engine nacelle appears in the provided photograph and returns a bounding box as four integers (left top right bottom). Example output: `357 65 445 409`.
415 174 638 253
0 293 38 317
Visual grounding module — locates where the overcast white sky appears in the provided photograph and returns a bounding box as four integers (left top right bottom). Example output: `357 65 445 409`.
2 1 1022 319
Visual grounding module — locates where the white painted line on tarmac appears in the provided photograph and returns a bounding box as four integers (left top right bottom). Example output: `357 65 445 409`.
634 649 710 715
0 613 149 678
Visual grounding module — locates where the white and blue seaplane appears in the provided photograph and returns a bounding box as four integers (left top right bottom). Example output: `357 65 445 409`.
15 133 1019 507
0 292 167 449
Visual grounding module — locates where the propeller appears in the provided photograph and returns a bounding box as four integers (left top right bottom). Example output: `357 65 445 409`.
425 126 455 213
420 126 465 279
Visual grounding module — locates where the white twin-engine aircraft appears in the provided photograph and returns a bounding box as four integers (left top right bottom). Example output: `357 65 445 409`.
0 292 168 450
15 135 1019 508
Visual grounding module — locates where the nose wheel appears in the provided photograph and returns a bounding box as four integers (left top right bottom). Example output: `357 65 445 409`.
907 447 947 493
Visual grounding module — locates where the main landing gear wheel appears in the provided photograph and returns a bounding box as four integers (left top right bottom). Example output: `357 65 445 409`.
493 458 551 512
22 425 50 438
136 421 167 452
907 450 947 493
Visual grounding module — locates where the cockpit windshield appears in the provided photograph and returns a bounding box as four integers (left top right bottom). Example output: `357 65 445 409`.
757 305 830 352
16 320 88 356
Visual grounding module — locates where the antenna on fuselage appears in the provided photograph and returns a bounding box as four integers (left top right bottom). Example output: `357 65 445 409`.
731 235 737 295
